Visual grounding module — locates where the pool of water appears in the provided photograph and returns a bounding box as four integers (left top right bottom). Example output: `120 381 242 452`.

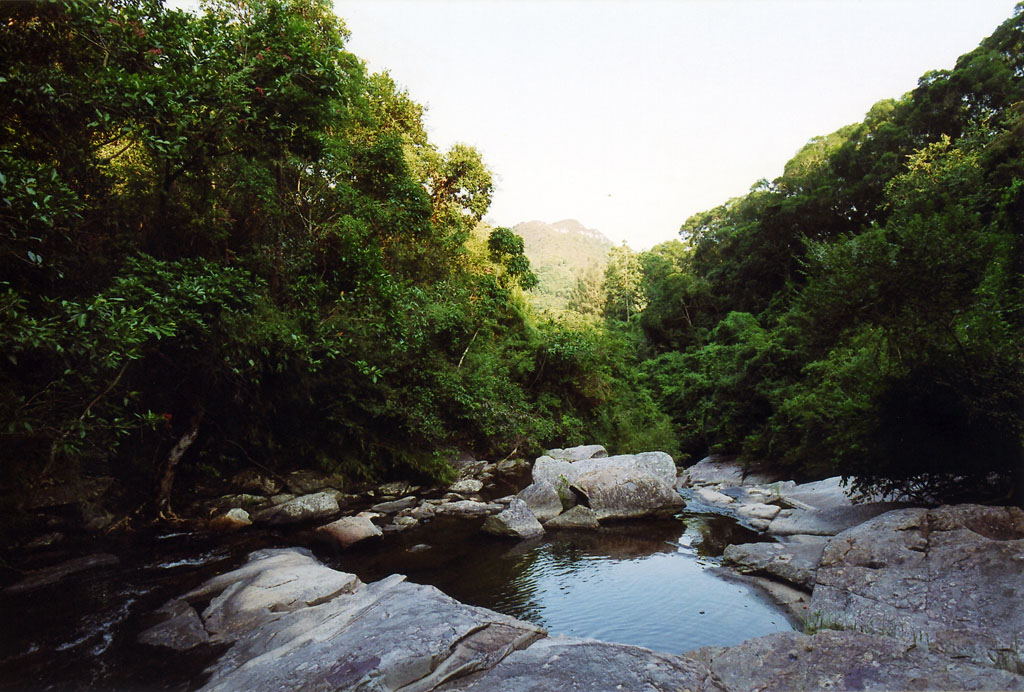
0 511 794 690
328 512 794 654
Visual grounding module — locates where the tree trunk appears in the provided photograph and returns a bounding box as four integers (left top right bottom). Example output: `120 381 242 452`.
154 415 201 520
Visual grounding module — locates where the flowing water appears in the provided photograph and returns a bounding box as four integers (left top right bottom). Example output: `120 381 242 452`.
0 510 794 691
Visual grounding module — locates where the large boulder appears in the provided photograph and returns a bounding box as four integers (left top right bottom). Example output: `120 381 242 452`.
809 504 1024 674
515 481 563 522
436 638 725 692
532 451 677 489
543 505 600 530
140 548 549 692
316 515 383 548
571 468 684 521
252 491 339 525
689 630 1024 691
482 499 544 539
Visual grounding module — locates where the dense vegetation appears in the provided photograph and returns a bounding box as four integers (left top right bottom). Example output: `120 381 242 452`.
637 4 1023 502
0 0 674 520
2 0 1020 525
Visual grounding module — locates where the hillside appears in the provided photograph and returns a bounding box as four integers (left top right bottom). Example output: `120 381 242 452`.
513 219 613 313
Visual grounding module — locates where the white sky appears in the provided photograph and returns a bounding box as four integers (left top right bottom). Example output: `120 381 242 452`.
337 0 1019 249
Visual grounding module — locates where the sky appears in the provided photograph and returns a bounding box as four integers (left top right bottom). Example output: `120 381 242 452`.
335 0 1019 249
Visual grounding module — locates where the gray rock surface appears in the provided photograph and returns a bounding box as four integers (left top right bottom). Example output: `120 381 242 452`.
372 496 420 514
679 456 779 488
571 467 684 520
689 630 1024 691
433 500 503 516
515 481 563 522
209 507 252 532
482 499 544 539
532 451 677 489
722 536 826 590
810 504 1024 674
543 505 600 529
283 469 334 495
448 479 484 495
252 491 339 525
543 444 608 461
436 638 725 692
4 553 120 594
316 515 383 548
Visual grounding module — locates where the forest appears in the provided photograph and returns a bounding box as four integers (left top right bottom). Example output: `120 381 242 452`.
1 0 1021 528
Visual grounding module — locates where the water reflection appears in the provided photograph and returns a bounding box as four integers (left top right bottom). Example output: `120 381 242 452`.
328 514 791 655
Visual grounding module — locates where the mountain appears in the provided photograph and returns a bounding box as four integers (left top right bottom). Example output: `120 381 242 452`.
513 219 613 313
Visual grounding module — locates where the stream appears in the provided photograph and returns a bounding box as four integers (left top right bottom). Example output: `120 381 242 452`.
0 509 795 691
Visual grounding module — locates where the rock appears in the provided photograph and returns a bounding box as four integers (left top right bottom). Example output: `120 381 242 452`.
377 481 420 497
495 458 529 474
371 496 419 513
141 548 547 692
543 444 607 461
252 492 339 525
695 487 736 506
767 501 910 536
407 503 437 521
316 515 383 548
679 456 779 488
722 536 826 590
734 502 780 522
391 515 419 532
482 499 544 539
449 479 484 495
269 493 296 505
571 468 684 521
231 468 282 496
532 451 677 489
5 553 120 594
433 500 503 516
809 504 1024 674
209 508 252 532
138 598 210 651
543 505 600 529
284 469 334 495
408 544 432 553
23 531 64 549
213 493 269 512
436 638 724 692
690 630 1024 692
515 481 563 522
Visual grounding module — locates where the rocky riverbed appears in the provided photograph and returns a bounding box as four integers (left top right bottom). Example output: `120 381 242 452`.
4 447 1024 690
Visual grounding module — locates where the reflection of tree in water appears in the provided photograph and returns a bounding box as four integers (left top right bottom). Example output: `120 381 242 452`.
680 513 766 557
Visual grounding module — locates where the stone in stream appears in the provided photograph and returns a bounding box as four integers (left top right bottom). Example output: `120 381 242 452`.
208 507 252 532
433 500 503 516
371 496 419 514
809 504 1024 674
316 515 383 548
448 479 484 495
543 504 600 530
4 553 120 594
687 630 1024 691
722 535 826 591
532 451 677 489
482 499 544 539
252 491 339 525
515 481 563 522
230 468 282 496
571 467 684 521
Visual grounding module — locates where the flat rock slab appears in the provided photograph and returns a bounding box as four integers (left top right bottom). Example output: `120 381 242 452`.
252 491 340 525
689 630 1024 691
543 444 608 461
435 638 725 692
722 537 826 590
4 553 120 594
533 451 677 489
810 504 1024 674
767 502 906 536
679 457 780 488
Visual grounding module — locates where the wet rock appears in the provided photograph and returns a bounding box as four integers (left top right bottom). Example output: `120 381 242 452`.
209 507 252 532
722 536 825 590
316 515 382 548
437 638 724 692
371 496 419 514
391 516 419 532
231 468 282 496
377 481 420 498
767 502 909 536
810 504 1024 674
449 479 484 495
515 481 563 522
407 503 437 521
734 502 780 523
408 544 432 553
252 492 339 525
5 553 120 594
695 487 735 506
571 468 684 521
543 444 607 461
690 630 1024 692
482 499 544 539
138 599 210 651
543 505 600 530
